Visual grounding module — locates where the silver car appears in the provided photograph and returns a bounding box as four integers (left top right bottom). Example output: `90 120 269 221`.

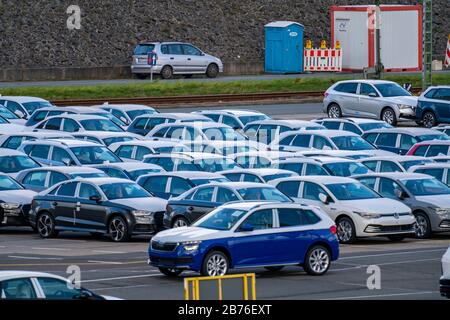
323 80 418 126
131 42 223 79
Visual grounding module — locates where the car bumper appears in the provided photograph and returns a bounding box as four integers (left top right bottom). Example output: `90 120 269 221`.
131 65 163 74
440 277 450 297
148 245 203 272
399 108 416 120
355 215 416 237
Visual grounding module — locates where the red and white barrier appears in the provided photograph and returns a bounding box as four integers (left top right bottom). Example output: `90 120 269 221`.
304 48 342 72
445 35 450 68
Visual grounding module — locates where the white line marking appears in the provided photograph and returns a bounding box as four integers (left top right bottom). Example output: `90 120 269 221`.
87 260 124 265
91 250 125 254
31 247 70 251
82 274 162 283
332 258 440 272
340 248 446 260
326 291 437 300
8 255 63 260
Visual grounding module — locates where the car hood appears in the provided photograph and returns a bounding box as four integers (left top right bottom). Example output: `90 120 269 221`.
0 124 25 134
415 195 450 207
364 149 398 156
7 119 27 125
152 226 227 242
0 189 37 204
383 96 418 106
341 198 411 214
109 197 167 212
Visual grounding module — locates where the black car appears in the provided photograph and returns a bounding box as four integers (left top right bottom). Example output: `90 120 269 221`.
29 178 167 242
164 182 291 228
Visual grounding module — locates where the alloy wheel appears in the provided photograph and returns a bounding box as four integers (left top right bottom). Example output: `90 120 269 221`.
173 218 188 228
37 214 53 237
414 215 429 238
110 218 126 242
382 110 395 125
337 219 353 242
206 253 228 276
328 105 341 118
308 248 330 274
422 112 436 128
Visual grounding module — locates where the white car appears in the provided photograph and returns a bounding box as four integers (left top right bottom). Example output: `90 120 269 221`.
71 131 142 146
193 109 270 131
441 246 450 298
409 163 450 186
0 117 25 135
0 271 119 300
0 148 41 179
109 140 188 162
359 156 434 173
0 132 74 150
219 168 298 183
95 103 158 125
310 156 371 177
230 150 300 169
0 96 53 119
270 176 416 243
295 149 373 160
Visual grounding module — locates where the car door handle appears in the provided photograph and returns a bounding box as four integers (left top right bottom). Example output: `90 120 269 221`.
170 57 174 60
187 58 191 61
187 206 194 211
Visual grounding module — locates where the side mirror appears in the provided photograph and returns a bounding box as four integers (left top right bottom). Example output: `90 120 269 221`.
368 92 378 98
239 223 254 232
14 110 26 119
322 146 332 151
62 158 74 166
319 193 330 204
394 188 408 200
89 195 102 203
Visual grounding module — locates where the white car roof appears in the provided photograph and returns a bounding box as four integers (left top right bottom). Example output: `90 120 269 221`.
365 127 445 136
308 129 359 138
272 175 357 185
4 132 74 139
25 138 102 148
354 172 430 180
333 79 396 85
219 168 295 176
94 162 163 171
73 131 140 139
196 109 265 116
296 150 371 158
135 113 210 121
360 156 429 162
410 163 450 170
110 140 180 148
246 119 323 128
0 148 27 156
21 166 104 174
315 117 386 124
204 181 276 189
0 271 67 282
74 177 135 185
311 156 357 164
96 104 156 111
140 171 225 179
44 114 109 121
0 96 50 103
416 140 450 146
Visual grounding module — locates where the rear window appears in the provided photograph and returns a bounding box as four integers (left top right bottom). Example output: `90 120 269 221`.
334 83 358 94
134 44 155 55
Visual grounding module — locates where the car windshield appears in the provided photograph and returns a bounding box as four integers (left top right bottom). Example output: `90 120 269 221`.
400 159 434 170
326 182 380 200
70 146 121 165
0 156 40 173
101 182 151 200
417 134 450 142
0 175 23 191
195 208 248 230
126 109 156 120
324 161 370 177
401 178 450 196
191 177 229 185
196 158 239 172
80 119 123 132
331 136 375 150
69 172 107 179
237 187 291 202
0 107 19 120
92 113 127 127
103 137 135 146
374 83 411 97
238 115 270 126
133 44 155 55
359 122 392 132
262 173 293 181
128 169 162 180
22 101 53 114
203 127 246 141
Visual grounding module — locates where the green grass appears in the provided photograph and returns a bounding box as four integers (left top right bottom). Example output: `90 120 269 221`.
1 73 449 101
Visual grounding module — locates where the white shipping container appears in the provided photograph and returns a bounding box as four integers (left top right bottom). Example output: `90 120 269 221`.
331 5 422 72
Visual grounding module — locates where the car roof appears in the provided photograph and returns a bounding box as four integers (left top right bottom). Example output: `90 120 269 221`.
0 148 27 156
110 140 180 148
219 168 295 176
141 171 225 179
144 151 227 161
246 119 323 128
135 113 210 121
20 166 104 174
61 107 110 114
411 163 450 169
365 127 446 136
0 271 67 282
333 79 395 85
315 117 386 124
273 157 322 164
75 177 135 185
94 162 163 171
306 129 359 138
204 181 275 189
2 132 73 139
72 131 139 139
272 175 356 184
311 156 357 163
46 114 108 121
96 104 156 111
0 96 50 103
24 138 101 147
360 156 428 162
353 172 430 180
415 140 450 146
196 109 265 116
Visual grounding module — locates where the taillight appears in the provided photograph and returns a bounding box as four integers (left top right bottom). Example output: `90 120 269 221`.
324 92 329 98
330 225 337 235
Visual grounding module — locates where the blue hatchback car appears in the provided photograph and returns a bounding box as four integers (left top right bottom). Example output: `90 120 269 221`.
148 202 339 277
416 86 450 128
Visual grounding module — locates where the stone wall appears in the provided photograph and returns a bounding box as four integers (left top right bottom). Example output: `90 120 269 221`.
0 0 448 78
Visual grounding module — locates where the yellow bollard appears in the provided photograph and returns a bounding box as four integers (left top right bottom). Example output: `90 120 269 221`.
335 40 341 49
305 39 312 49
320 39 327 49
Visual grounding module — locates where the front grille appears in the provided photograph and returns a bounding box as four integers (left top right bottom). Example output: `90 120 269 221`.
151 241 178 252
149 256 193 265
365 224 415 233
133 224 155 233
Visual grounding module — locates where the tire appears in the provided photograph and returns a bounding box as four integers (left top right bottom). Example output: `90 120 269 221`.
158 267 183 277
387 234 406 242
422 111 438 128
135 73 148 80
108 216 131 242
381 107 397 126
206 64 219 78
172 217 189 228
327 103 342 118
36 212 58 239
201 251 229 276
336 217 356 244
160 66 173 80
264 266 284 272
414 212 432 239
303 245 331 276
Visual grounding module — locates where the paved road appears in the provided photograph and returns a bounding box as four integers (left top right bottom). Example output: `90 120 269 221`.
0 228 448 300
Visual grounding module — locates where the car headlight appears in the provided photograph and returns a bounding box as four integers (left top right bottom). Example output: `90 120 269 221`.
132 210 154 224
435 208 450 215
354 211 382 219
0 203 21 210
397 104 414 110
181 241 202 252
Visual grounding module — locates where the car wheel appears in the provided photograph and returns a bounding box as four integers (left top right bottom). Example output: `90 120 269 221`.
381 108 397 126
303 245 331 276
160 66 173 80
37 213 58 239
327 103 342 118
201 251 229 276
336 217 356 244
158 267 183 277
387 234 406 242
172 217 189 228
206 64 219 78
108 216 131 242
414 212 431 239
422 111 437 128
264 266 284 272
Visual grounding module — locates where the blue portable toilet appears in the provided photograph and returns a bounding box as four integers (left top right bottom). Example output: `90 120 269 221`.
264 21 304 73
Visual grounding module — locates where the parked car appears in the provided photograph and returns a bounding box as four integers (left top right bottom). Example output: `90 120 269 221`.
127 113 212 136
16 166 108 192
270 176 415 243
363 128 449 155
193 109 271 131
229 150 299 169
415 86 450 128
354 172 450 239
137 171 229 200
296 149 373 160
441 246 450 299
144 152 240 172
408 163 450 186
19 139 122 166
93 162 165 181
0 132 74 150
30 178 167 241
149 202 339 277
109 140 187 162
359 156 434 173
323 80 417 125
271 158 330 176
196 140 268 156
95 104 158 126
0 174 37 228
0 96 53 119
310 157 371 177
131 42 223 79
243 120 325 144
219 168 298 183
0 116 25 135
313 117 392 135
0 148 41 179
71 131 141 147
407 140 450 157
24 107 73 127
164 182 292 228
0 106 27 125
